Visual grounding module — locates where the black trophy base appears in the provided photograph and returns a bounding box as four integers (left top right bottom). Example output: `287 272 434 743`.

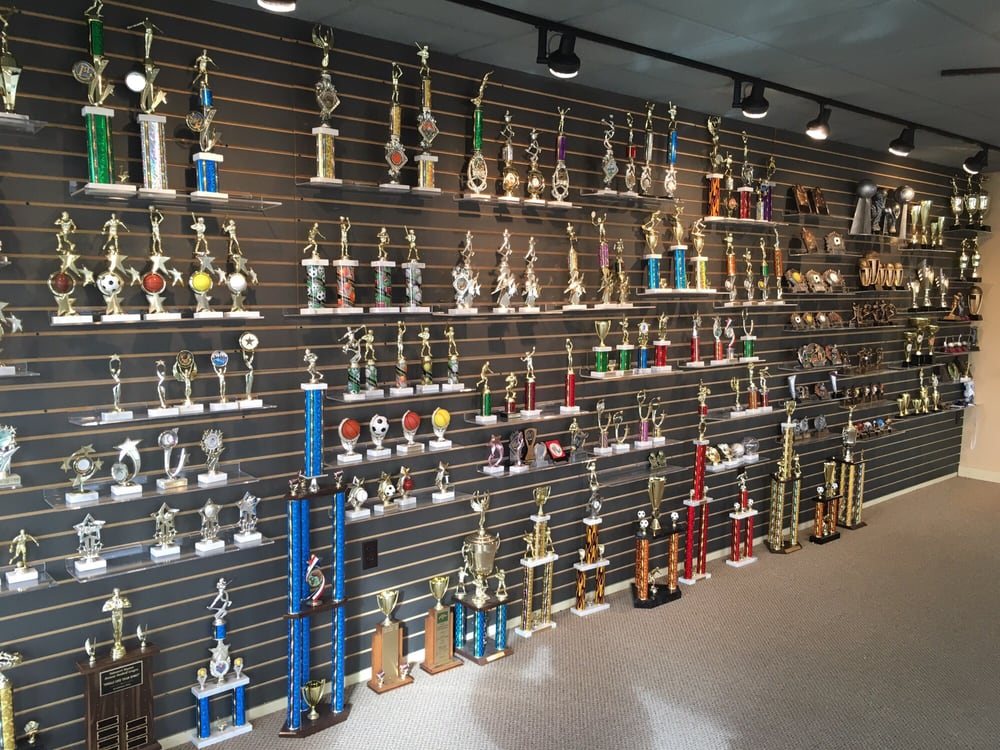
279 703 351 738
809 531 841 545
632 583 682 608
838 520 868 531
765 540 802 555
455 646 512 666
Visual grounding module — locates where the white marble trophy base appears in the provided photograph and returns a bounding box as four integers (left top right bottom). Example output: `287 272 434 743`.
612 443 630 453
519 306 541 314
210 401 240 412
400 305 432 313
509 464 529 474
738 356 761 363
363 390 385 400
592 446 613 456
562 304 587 311
234 531 263 546
651 365 674 373
198 471 228 486
519 409 542 418
189 720 252 749
138 187 177 200
110 483 142 498
0 365 14 376
411 187 442 196
225 310 263 319
429 439 452 451
239 399 264 410
370 306 400 314
397 494 417 508
75 557 107 574
482 465 505 475
447 307 479 315
337 452 363 465
342 392 366 402
373 503 399 515
389 387 414 397
178 403 206 415
633 440 653 450
145 312 182 321
52 314 94 325
726 556 757 568
432 490 455 503
367 447 391 460
85 182 137 198
589 370 618 379
397 442 425 455
345 507 371 520
150 544 181 560
441 383 466 392
684 360 706 368
0 474 20 489
190 191 230 202
156 476 188 491
195 539 225 554
710 358 734 367
100 410 134 423
379 182 410 192
333 306 364 315
475 415 498 425
570 602 610 617
652 436 666 446
193 311 225 319
66 490 99 505
101 313 142 323
299 307 334 315
678 572 711 585
559 405 581 414
415 384 440 394
5 567 39 585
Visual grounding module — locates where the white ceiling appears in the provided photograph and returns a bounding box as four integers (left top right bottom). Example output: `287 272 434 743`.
215 0 1000 168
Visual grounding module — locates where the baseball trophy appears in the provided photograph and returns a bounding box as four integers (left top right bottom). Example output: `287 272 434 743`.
521 238 541 311
562 223 587 309
679 413 713 585
198 429 226 486
219 219 260 318
72 2 134 196
561 339 580 414
766 401 803 553
345 477 369 520
571 462 610 616
464 71 492 199
685 313 705 367
837 406 867 530
300 223 332 315
309 25 342 185
705 116 724 216
596 114 619 194
429 407 452 450
421 575 462 673
73 513 106 574
187 214 222 319
380 62 408 190
77 589 159 750
498 110 521 202
520 348 540 417
727 470 758 567
639 102 656 196
550 106 573 206
397 410 424 455
367 590 414 693
516 486 559 637
191 578 252 747
331 217 362 313
642 210 663 291
109 437 142 498
810 460 842 544
524 127 545 204
149 502 180 559
453 492 512 664
5 528 38 586
492 229 518 312
188 49 227 201
451 231 481 314
400 227 430 312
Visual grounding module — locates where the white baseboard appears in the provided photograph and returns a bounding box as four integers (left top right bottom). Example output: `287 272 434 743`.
958 466 1000 483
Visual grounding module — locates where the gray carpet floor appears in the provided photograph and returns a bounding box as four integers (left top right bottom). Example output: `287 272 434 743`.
178 475 1000 750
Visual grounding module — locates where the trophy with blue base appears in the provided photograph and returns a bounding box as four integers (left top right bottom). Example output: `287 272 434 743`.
188 50 227 201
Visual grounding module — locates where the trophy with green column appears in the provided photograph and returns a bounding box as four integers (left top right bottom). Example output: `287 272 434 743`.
463 71 493 200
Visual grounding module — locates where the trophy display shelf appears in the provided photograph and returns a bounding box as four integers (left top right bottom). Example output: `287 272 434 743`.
344 490 472 524
68 181 282 213
638 287 719 296
453 594 512 665
0 113 47 134
326 440 464 471
705 453 764 475
0 364 40 380
943 225 991 237
67 403 274 426
596 459 686 491
328 385 468 404
64 530 272 583
674 357 766 371
781 323 905 335
452 192 574 211
1 561 57 595
468 400 593 425
77 644 160 750
705 404 774 421
579 188 672 209
582 362 677 380
715 299 790 309
478 449 597 479
42 462 256 510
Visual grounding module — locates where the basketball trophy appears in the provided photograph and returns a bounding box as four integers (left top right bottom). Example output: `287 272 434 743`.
727 470 758 567
516 486 559 637
766 401 803 553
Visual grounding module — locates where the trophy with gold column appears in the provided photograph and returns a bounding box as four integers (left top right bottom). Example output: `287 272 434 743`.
464 71 493 199
705 116 724 216
367 590 414 693
0 649 25 750
516 486 559 637
381 62 408 191
309 25 342 185
413 44 440 194
188 48 227 201
727 469 758 567
810 459 841 544
766 401 803 553
420 576 462 674
126 18 174 199
679 414 712 585
571 461 611 616
639 102 655 196
73 2 134 196
836 406 867 530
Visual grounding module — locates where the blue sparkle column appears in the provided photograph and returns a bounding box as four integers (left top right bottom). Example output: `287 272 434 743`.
188 50 228 200
332 483 346 713
495 603 508 650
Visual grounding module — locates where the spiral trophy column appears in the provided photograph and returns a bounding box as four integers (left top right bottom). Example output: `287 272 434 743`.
516 486 559 637
727 470 758 568
766 401 803 554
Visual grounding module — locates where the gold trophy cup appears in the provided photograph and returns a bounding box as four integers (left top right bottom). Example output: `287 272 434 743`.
595 320 611 348
368 589 413 693
421 575 462 674
300 679 326 721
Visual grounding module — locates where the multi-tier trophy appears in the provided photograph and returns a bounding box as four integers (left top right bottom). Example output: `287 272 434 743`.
367 589 414 693
309 25 342 185
810 460 842 544
551 106 573 206
191 578 252 747
381 62 408 191
837 405 867 530
464 71 493 199
571 461 610 616
454 492 511 664
300 222 332 315
727 470 758 567
705 116 724 216
420 575 462 674
679 412 713 585
633 499 682 608
187 49 226 200
450 230 481 314
516 486 559 637
766 401 803 553
77 588 159 750
412 44 441 194
73 2 134 196
127 18 174 198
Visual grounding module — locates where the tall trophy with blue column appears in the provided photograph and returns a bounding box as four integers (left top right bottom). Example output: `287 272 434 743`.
187 49 227 201
191 578 252 747
127 18 174 199
310 25 342 185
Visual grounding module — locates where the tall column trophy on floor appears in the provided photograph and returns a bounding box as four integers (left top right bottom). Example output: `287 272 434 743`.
571 461 610 616
766 401 803 553
516 486 559 637
810 459 842 544
680 408 712 585
727 469 758 567
836 406 867 529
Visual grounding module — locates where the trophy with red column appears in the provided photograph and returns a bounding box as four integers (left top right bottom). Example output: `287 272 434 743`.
684 313 705 368
679 412 712 585
560 339 580 414
652 313 672 372
727 469 758 567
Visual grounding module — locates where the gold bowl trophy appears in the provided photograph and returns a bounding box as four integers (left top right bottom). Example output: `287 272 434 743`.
367 589 414 693
515 486 559 637
419 575 462 674
454 492 512 664
300 680 325 721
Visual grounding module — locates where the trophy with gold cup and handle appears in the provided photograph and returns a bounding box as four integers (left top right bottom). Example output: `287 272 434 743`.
367 589 414 693
420 576 463 674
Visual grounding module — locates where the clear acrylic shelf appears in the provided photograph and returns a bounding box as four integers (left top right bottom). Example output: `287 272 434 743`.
69 182 281 212
463 401 591 426
345 490 473 525
49 311 264 327
578 189 673 208
0 364 40 379
68 402 275 427
329 386 469 405
0 115 47 134
1 562 58 596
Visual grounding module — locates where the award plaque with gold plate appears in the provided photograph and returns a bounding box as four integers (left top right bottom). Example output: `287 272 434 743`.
420 576 462 674
367 590 414 693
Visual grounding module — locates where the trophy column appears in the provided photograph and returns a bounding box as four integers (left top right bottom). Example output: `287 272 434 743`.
837 456 867 530
810 460 842 544
311 126 341 184
633 510 683 608
766 403 803 554
726 471 758 567
679 435 712 585
570 516 610 616
515 510 558 637
137 114 175 199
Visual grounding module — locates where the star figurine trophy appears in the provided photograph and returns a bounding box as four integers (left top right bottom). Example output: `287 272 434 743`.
367 589 415 693
62 445 103 505
642 209 663 291
450 230 481 314
187 213 223 318
219 219 260 318
0 425 20 490
521 237 541 312
727 470 758 568
498 110 521 203
47 212 93 323
198 429 227 486
109 437 143 498
309 25 342 185
5 528 39 586
72 2 134 196
464 71 493 199
766 401 803 554
138 207 184 320
149 502 180 559
187 49 227 201
412 44 441 194
237 331 263 409
516 486 559 637
571 462 611 616
191 578 252 747
705 116 724 216
96 212 141 323
126 18 174 198
420 575 463 673
195 498 224 554
381 62 408 191
300 222 332 315
430 408 452 451
596 114 619 195
563 223 587 310
400 227 429 312
524 128 545 205
72 512 106 573
330 216 361 313
492 229 518 312
561 338 580 414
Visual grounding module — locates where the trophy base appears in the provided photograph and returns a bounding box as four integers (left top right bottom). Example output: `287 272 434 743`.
150 544 181 560
429 439 452 451
738 356 761 363
508 464 529 474
475 415 497 425
764 540 802 554
210 401 240 412
234 531 263 546
420 655 462 674
378 182 411 193
592 446 613 456
389 387 414 397
368 672 415 693
279 704 351 738
519 409 541 418
416 384 440 394
837 520 867 531
482 465 505 475
519 306 541 314
195 539 226 555
193 311 225 319
562 304 588 311
432 490 455 503
547 200 575 210
191 190 231 202
143 313 184 321
197 471 228 486
399 305 432 313
84 182 137 198
441 383 466 392
569 602 610 617
632 584 682 608
366 447 391 460
515 620 556 638
299 307 335 315
137 187 177 200
5 567 39 585
809 532 841 545
189 721 252 748
726 556 758 568
684 360 706 368
397 494 417 508
612 443 630 453
332 306 364 315
225 311 262 319
678 573 711 585
651 365 673 373
710 358 734 366
455 645 512 666
559 405 581 414
342 392 366 402
309 176 343 186
396 442 425 455
447 307 479 315
66 490 99 505
75 557 107 574
345 508 372 520
110 483 143 498
370 306 401 314
52 314 94 325
100 410 134 423
178 403 206 414
337 452 363 465
373 503 399 515
239 399 264 410
411 186 442 196
0 473 20 489
588 371 617 379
